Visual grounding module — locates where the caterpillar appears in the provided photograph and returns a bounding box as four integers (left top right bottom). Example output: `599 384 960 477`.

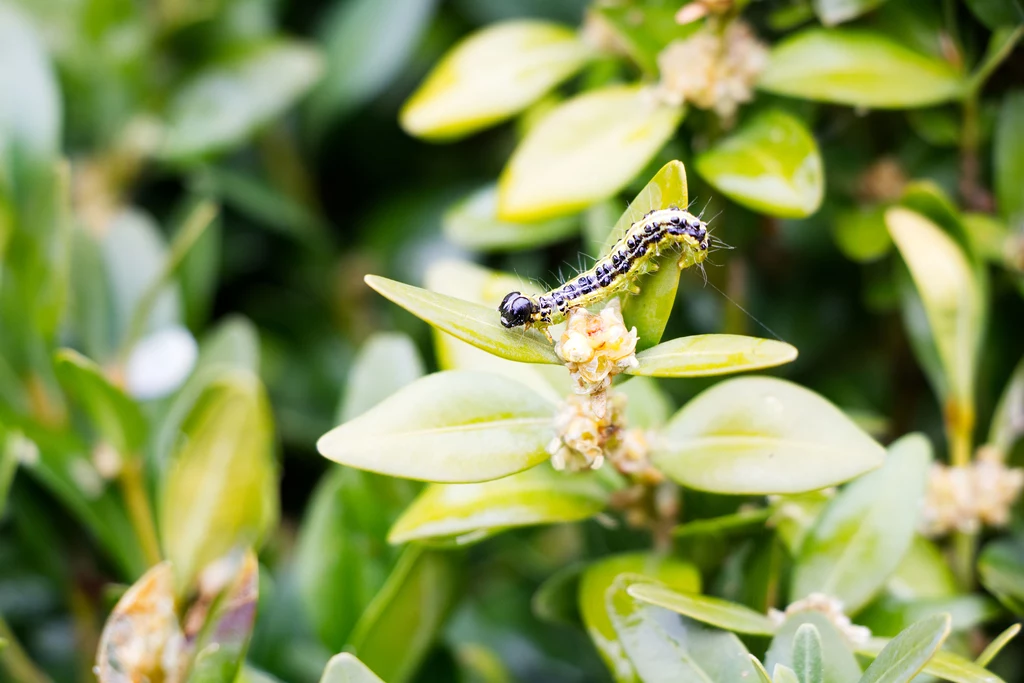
499 206 710 330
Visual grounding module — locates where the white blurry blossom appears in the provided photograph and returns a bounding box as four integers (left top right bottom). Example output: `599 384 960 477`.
768 593 872 647
920 447 1024 536
125 326 199 400
656 20 768 120
555 299 639 395
548 392 624 472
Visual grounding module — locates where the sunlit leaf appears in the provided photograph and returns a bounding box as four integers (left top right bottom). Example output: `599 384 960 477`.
161 40 324 160
346 546 460 683
443 185 579 252
886 207 984 423
629 334 798 378
856 638 1004 683
606 576 759 683
159 370 278 590
307 0 437 134
626 583 776 635
792 623 823 683
598 160 691 351
388 465 608 545
759 29 963 108
995 90 1024 225
766 613 861 683
53 349 146 454
579 553 700 681
813 0 891 25
498 85 683 222
695 109 823 218
595 4 700 74
791 433 931 613
400 20 592 140
320 653 385 683
365 275 560 365
858 613 950 683
774 664 800 683
857 593 999 638
833 207 892 263
317 371 555 483
653 376 885 494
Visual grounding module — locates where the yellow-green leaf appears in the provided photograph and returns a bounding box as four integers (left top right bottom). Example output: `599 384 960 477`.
389 465 607 544
317 371 554 483
653 376 885 494
629 334 798 378
365 274 560 365
443 184 579 251
792 434 932 613
856 638 1004 683
400 21 592 140
886 207 984 419
498 85 683 222
320 653 385 683
759 29 963 108
346 547 460 683
159 371 278 591
626 583 777 636
54 349 146 454
695 109 824 218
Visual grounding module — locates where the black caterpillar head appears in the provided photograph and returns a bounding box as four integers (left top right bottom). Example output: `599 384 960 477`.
499 291 536 328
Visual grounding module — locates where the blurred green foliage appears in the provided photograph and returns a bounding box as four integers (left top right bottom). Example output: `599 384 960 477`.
1 0 1024 682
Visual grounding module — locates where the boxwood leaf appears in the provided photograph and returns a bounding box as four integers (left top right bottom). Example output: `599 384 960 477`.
606 576 759 683
965 0 1024 29
766 613 861 683
791 433 931 613
54 349 146 454
365 275 560 365
856 638 1003 683
774 664 800 683
339 332 425 423
579 553 700 681
443 184 579 252
989 354 1024 456
813 0 891 26
317 371 555 483
346 546 460 683
694 109 824 218
857 613 950 683
793 623 824 683
306 0 437 134
975 623 1021 668
886 208 984 422
978 536 1024 615
758 29 963 108
400 20 592 140
388 465 608 544
161 40 324 160
159 370 278 591
597 160 690 351
995 90 1024 225
626 583 776 635
296 467 414 652
320 653 385 683
653 376 885 494
498 85 683 222
629 334 798 378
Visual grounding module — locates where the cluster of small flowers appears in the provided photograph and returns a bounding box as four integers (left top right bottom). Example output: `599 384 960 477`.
768 593 872 647
920 447 1024 536
547 392 626 472
656 20 768 120
555 299 639 395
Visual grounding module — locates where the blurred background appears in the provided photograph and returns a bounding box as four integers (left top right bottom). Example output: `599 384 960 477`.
2 0 1024 681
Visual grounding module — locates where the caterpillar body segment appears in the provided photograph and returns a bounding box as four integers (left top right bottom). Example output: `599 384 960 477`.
498 207 710 330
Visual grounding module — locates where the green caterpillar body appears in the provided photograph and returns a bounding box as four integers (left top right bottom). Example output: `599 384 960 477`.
498 207 710 330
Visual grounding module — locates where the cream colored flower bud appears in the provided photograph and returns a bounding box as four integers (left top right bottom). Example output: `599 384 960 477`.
768 593 871 647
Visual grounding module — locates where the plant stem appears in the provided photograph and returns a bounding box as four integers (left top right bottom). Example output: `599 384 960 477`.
959 95 988 211
953 530 977 590
0 615 51 683
949 402 976 587
119 457 162 567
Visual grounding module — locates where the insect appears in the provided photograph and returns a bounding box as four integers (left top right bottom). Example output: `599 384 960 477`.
498 206 710 331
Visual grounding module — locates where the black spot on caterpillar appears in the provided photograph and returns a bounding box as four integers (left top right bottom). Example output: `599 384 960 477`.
499 207 710 330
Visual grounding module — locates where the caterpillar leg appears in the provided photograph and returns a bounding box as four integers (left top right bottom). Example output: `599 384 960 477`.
528 322 555 343
626 282 642 295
